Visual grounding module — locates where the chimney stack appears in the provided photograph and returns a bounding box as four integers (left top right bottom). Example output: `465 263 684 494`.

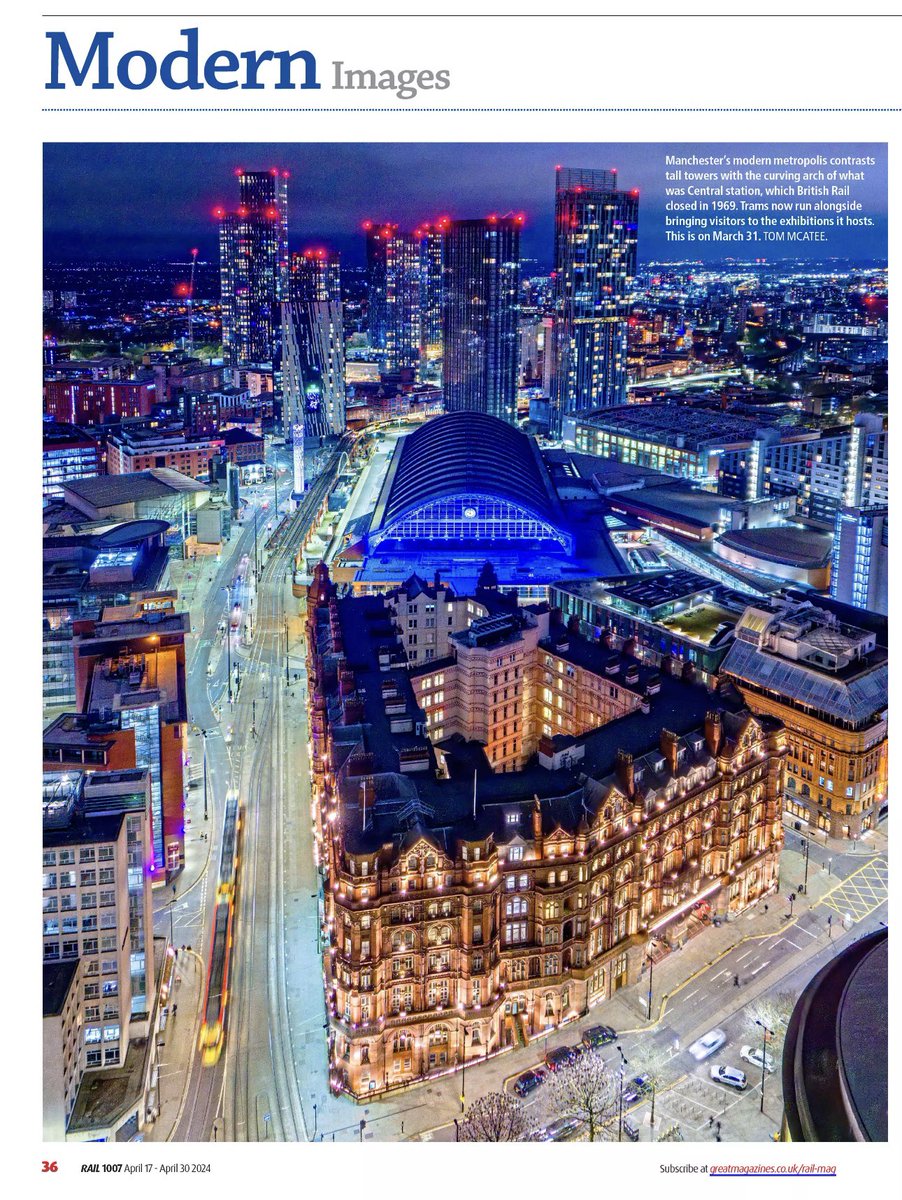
532 796 544 858
615 750 635 797
660 729 680 775
705 711 722 756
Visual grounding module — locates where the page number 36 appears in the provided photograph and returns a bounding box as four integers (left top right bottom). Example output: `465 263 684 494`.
41 1162 59 1173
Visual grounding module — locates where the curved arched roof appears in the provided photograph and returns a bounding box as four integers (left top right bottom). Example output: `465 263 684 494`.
373 412 557 533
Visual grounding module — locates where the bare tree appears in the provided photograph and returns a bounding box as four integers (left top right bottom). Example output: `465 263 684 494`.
548 1050 619 1142
457 1092 532 1142
742 991 797 1053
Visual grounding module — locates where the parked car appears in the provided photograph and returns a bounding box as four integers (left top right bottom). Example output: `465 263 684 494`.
740 1045 776 1073
514 1068 547 1097
542 1113 585 1142
710 1064 747 1090
545 1046 579 1072
622 1074 653 1104
582 1024 618 1049
689 1028 727 1061
622 1116 641 1142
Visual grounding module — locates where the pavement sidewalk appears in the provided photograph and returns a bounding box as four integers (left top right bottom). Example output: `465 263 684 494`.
144 948 205 1142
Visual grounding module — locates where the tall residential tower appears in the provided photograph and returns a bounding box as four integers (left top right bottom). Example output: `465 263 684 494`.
365 222 421 376
442 215 522 423
283 248 347 496
218 168 289 369
551 167 638 437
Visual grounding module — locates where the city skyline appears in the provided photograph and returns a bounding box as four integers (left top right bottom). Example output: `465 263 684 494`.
43 142 888 266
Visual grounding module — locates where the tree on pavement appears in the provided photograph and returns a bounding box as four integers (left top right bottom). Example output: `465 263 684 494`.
457 1092 532 1142
742 990 797 1053
548 1050 618 1142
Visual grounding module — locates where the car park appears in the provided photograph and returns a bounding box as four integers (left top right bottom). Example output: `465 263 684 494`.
514 1068 547 1097
582 1024 617 1049
710 1065 747 1090
740 1045 775 1073
689 1028 727 1061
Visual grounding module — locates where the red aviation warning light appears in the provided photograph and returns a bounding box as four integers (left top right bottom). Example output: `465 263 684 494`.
212 206 225 219
515 213 525 224
175 283 190 297
362 220 373 231
234 167 244 177
237 206 248 217
191 248 199 257
266 206 279 219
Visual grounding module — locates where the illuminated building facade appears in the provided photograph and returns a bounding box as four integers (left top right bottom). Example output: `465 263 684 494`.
365 223 421 375
283 248 347 482
830 505 888 615
44 377 157 427
443 217 521 423
305 565 785 1099
43 423 101 501
72 596 190 878
551 168 638 436
42 768 157 1136
722 602 887 838
218 169 289 368
416 220 448 373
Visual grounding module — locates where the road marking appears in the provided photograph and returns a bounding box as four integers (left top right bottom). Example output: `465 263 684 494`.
735 950 754 964
798 925 819 938
748 960 770 977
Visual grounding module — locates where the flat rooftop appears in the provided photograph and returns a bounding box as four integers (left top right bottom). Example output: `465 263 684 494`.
577 403 767 448
43 960 79 1017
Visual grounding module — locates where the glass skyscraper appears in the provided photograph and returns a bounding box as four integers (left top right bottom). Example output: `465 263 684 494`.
442 216 521 424
218 168 289 369
283 248 346 468
551 167 638 436
365 222 421 375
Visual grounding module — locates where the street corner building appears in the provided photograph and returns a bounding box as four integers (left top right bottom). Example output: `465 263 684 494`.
304 564 786 1100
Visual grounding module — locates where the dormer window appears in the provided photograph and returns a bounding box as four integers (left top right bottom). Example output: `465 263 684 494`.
506 812 519 825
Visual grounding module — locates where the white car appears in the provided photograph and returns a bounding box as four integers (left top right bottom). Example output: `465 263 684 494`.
710 1064 747 1090
740 1045 776 1073
688 1028 727 1061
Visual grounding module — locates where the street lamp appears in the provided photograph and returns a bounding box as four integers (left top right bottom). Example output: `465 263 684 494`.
617 1045 629 1143
802 830 811 894
646 951 655 1022
222 586 234 703
459 1024 470 1114
201 728 209 821
788 892 796 920
754 1019 773 1114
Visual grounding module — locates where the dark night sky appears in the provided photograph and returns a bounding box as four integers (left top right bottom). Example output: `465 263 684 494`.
43 142 888 269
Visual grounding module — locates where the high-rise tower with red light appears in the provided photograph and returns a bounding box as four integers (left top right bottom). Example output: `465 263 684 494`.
416 219 448 375
217 168 289 370
442 216 521 424
551 167 638 436
364 223 421 376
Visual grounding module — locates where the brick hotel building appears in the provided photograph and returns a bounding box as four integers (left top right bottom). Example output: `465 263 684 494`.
305 567 785 1098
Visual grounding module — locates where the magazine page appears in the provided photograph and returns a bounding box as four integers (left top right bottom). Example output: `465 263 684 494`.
11 1 898 1194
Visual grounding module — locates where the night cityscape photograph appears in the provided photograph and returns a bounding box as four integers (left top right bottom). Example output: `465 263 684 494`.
42 141 888 1146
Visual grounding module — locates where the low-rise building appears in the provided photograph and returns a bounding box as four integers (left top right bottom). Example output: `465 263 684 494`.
42 769 157 1139
722 602 887 838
